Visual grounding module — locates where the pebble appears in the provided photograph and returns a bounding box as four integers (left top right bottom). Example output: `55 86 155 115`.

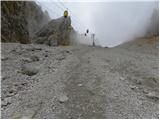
6 87 17 97
59 95 68 103
21 64 39 76
78 84 82 87
1 56 8 61
120 77 125 80
30 56 39 61
2 75 9 81
130 85 137 90
1 97 12 107
146 92 158 100
21 57 32 63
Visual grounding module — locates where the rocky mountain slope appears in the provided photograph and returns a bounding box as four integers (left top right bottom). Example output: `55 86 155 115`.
25 1 51 38
1 1 51 43
32 16 73 46
1 36 158 118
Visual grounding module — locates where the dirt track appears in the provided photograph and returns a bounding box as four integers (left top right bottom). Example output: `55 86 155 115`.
1 37 159 118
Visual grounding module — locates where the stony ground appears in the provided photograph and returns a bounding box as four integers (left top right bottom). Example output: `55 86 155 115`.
1 37 159 118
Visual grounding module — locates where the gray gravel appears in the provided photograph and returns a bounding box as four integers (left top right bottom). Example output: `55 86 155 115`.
1 38 159 118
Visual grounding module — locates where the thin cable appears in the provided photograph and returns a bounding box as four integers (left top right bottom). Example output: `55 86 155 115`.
37 1 62 18
58 0 87 29
37 0 86 33
50 0 86 32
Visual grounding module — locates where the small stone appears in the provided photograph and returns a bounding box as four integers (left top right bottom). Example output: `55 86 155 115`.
30 56 39 62
6 88 17 97
1 56 8 61
21 64 39 76
6 92 15 97
130 85 137 90
57 56 65 61
120 77 125 80
59 95 68 103
34 47 42 50
78 84 82 87
65 50 71 54
21 57 32 63
26 47 36 51
48 35 58 46
1 97 11 107
2 75 9 81
143 89 149 94
146 92 158 100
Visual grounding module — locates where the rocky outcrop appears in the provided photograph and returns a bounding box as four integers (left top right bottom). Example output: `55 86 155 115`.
32 16 73 46
1 1 29 43
1 1 51 43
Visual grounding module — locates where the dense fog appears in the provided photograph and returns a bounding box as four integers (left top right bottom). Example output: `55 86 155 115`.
38 1 159 47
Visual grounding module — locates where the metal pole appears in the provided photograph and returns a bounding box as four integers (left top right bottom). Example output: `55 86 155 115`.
92 34 95 46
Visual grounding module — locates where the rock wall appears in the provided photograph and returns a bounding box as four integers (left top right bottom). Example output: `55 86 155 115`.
1 1 29 43
33 16 73 46
1 1 51 43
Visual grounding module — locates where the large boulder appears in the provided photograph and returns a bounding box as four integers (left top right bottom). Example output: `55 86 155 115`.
32 16 72 46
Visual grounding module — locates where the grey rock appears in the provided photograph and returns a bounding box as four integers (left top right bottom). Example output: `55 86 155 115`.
48 35 57 46
30 56 39 62
130 85 138 90
1 97 12 107
33 37 48 44
59 95 68 103
6 87 17 97
146 92 159 100
78 84 82 87
21 57 32 63
21 64 39 76
33 16 72 46
1 56 8 61
120 76 125 80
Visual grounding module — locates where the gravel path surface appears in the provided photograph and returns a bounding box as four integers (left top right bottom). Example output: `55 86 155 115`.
1 38 158 118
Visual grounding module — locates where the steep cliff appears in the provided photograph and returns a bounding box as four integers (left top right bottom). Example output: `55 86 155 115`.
1 1 29 43
1 1 51 43
25 1 51 38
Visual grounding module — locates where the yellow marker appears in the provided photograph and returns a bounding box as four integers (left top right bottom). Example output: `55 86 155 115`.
64 10 68 18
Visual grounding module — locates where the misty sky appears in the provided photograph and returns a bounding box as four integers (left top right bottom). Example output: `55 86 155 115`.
36 0 159 47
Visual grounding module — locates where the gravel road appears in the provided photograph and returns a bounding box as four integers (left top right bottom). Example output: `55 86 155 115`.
1 37 159 118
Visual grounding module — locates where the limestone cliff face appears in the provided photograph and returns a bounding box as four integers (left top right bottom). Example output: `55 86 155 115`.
1 1 51 43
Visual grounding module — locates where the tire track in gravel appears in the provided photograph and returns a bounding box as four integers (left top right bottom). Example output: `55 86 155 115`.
58 46 107 118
